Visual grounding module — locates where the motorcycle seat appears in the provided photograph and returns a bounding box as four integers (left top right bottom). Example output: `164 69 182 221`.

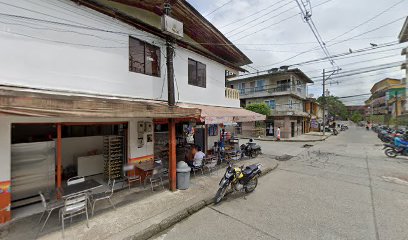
243 165 258 175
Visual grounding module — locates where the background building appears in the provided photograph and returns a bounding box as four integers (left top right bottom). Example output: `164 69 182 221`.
398 17 408 112
365 78 405 124
228 68 313 138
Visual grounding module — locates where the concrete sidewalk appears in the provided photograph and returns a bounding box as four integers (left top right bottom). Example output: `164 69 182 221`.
0 157 278 240
241 131 333 142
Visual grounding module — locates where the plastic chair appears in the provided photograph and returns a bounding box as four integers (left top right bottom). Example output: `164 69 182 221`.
147 167 164 191
191 160 204 176
91 179 116 216
123 165 142 189
203 157 218 175
67 176 85 186
60 193 89 238
38 192 64 232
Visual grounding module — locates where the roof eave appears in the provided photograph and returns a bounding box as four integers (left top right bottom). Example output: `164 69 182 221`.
398 17 408 43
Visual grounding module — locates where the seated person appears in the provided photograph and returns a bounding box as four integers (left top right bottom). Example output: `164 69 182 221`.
188 146 205 168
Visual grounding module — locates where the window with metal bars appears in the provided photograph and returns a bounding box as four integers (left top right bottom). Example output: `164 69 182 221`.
188 58 206 88
129 37 160 77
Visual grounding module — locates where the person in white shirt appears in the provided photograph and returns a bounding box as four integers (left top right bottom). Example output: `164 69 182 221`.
193 146 205 167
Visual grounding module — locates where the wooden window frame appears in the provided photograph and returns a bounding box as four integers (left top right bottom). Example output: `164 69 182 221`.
129 36 161 77
188 58 206 88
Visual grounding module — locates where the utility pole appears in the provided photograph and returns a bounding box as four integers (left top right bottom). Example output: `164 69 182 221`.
164 3 175 106
164 3 176 191
395 93 399 129
321 68 340 136
322 69 326 136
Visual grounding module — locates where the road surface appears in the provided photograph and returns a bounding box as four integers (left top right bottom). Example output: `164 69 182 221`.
152 126 408 240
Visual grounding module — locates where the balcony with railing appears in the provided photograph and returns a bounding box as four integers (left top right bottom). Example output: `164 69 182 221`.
225 87 240 100
270 103 308 116
239 84 307 99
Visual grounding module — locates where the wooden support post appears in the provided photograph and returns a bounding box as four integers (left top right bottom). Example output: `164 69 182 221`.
168 118 177 191
57 123 62 189
204 124 208 154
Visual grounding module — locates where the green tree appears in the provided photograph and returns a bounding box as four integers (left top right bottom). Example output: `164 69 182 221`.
317 95 349 120
245 103 270 116
350 111 363 123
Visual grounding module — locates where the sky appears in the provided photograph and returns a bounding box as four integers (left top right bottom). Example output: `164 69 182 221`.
187 0 408 105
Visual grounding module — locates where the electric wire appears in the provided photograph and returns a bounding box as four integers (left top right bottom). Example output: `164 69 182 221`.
219 0 291 29
204 0 234 17
254 14 407 70
231 0 334 41
225 0 297 36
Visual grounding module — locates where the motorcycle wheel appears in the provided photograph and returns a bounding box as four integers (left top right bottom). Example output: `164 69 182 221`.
245 177 258 193
251 150 259 158
214 186 228 204
385 149 397 158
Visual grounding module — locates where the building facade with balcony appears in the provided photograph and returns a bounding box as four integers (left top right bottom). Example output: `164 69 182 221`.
365 78 405 123
228 68 313 138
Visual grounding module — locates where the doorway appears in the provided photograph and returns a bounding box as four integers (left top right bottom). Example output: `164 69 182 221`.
266 122 274 136
291 122 295 137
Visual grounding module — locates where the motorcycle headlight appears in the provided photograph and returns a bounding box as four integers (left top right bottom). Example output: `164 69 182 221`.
225 172 233 178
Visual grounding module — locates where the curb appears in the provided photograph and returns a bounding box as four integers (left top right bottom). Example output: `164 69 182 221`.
240 136 330 143
129 162 279 240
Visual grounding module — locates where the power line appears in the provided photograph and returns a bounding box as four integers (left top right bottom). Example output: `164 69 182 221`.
0 12 163 41
254 14 407 70
233 41 402 78
204 0 233 17
219 0 290 29
0 1 93 29
295 0 336 66
235 63 403 94
225 1 296 36
308 69 404 88
231 0 334 41
326 0 406 42
292 44 401 68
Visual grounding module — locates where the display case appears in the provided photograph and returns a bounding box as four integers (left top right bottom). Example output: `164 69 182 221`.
103 136 124 180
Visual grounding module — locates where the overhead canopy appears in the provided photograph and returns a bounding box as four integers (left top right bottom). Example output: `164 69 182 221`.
178 103 266 124
0 86 200 118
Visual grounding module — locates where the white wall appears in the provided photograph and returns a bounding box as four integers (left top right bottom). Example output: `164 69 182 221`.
0 0 239 108
61 136 103 167
128 119 154 159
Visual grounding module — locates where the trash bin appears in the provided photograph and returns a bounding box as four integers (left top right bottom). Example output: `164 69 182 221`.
176 161 191 190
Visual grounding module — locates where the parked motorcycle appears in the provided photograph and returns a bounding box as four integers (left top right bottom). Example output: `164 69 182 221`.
214 161 262 204
240 139 262 159
340 125 348 131
384 145 408 158
331 128 338 135
383 136 408 158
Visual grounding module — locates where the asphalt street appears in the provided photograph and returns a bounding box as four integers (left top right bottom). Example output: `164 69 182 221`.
152 126 408 240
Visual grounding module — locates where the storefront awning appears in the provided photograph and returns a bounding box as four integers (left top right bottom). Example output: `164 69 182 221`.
178 103 266 124
0 87 200 118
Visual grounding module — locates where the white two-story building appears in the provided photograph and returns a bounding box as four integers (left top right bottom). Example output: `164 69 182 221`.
0 0 264 223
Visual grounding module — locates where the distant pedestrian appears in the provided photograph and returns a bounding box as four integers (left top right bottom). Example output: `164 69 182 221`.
276 127 281 141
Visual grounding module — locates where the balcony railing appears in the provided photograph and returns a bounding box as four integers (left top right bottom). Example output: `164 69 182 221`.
270 104 305 113
225 87 240 100
239 85 306 99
